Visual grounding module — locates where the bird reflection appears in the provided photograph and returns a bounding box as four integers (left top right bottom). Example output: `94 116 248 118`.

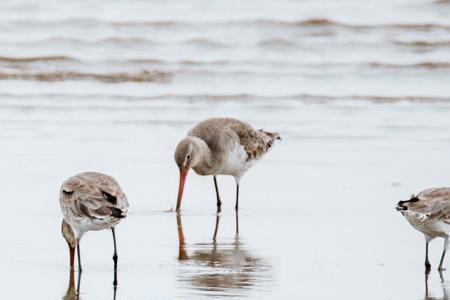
425 271 449 300
63 270 81 300
176 214 270 294
62 270 117 300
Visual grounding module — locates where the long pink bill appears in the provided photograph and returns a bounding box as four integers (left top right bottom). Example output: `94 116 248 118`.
176 168 189 212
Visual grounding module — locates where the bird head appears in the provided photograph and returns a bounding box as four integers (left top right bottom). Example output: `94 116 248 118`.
174 137 203 212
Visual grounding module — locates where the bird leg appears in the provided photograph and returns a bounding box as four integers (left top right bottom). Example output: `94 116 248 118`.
425 268 430 298
438 238 449 271
236 211 239 236
235 182 240 212
213 214 220 242
76 269 82 299
112 227 118 286
213 176 222 213
425 241 431 271
77 240 82 273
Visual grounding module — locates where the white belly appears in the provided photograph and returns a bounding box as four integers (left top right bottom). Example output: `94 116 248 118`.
67 216 120 239
216 144 255 178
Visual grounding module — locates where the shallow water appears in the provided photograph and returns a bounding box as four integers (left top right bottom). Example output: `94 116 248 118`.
1 0 450 299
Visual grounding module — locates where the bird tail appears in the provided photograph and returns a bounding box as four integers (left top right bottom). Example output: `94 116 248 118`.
260 129 281 142
257 130 281 153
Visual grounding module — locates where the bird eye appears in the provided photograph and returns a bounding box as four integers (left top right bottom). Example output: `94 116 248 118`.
187 154 191 160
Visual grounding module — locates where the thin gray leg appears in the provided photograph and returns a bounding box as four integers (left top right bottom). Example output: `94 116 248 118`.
213 214 220 242
438 238 449 271
213 176 222 213
425 241 431 271
77 240 82 273
235 183 240 212
112 228 118 286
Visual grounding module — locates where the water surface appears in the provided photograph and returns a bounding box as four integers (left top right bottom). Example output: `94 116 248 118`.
1 0 450 299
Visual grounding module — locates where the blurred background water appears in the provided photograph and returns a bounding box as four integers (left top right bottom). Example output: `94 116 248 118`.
1 0 450 299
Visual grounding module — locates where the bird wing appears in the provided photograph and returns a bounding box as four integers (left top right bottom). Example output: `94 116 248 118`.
234 127 280 161
61 173 126 220
406 188 450 222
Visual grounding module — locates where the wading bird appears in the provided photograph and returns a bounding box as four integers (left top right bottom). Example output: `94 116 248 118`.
174 117 280 213
397 187 450 271
59 172 129 282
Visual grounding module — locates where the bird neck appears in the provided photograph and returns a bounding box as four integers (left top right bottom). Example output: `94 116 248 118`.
189 136 214 174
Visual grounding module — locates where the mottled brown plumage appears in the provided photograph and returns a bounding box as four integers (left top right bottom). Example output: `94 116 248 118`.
188 118 280 164
174 118 280 213
59 172 128 275
398 188 450 223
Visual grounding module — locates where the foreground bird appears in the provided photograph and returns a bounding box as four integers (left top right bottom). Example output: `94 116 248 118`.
59 172 129 276
174 117 280 213
397 187 450 271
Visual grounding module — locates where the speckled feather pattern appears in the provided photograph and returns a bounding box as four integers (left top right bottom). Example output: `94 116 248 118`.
59 172 129 238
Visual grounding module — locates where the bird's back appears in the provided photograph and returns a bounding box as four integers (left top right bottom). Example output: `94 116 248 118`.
59 172 129 236
188 117 280 163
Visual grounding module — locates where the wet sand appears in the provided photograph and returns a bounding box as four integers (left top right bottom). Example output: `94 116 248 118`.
1 99 450 299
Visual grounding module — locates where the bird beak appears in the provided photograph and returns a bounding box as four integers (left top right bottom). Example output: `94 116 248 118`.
176 168 189 213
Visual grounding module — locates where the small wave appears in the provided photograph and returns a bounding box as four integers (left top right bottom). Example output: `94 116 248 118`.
395 40 450 48
5 17 450 33
129 59 235 65
0 55 76 63
368 62 450 70
248 18 367 30
296 18 342 26
0 93 450 106
182 38 229 48
258 18 450 32
0 70 170 83
1 93 448 104
95 37 160 46
258 38 296 48
388 23 450 31
19 37 160 47
434 0 450 4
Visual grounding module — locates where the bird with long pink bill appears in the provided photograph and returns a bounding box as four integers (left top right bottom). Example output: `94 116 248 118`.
174 117 281 213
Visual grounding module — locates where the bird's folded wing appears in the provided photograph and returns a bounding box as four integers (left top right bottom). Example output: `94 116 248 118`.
62 190 114 220
410 188 450 221
230 124 274 161
79 197 117 219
